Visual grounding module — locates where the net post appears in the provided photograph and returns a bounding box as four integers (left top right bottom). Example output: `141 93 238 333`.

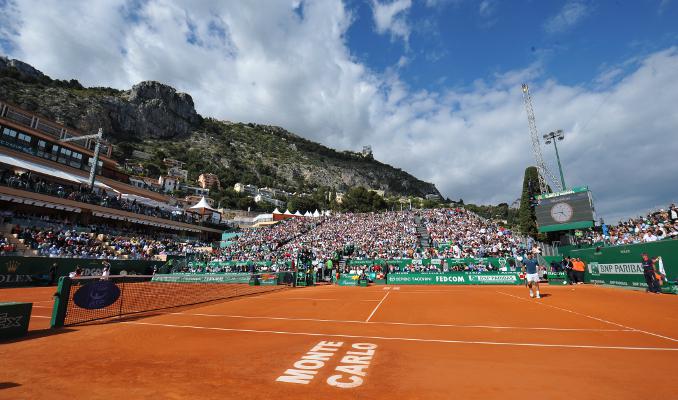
118 278 124 319
50 276 72 328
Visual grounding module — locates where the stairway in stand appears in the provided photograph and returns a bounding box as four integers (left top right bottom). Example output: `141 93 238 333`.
1 223 34 255
414 216 431 249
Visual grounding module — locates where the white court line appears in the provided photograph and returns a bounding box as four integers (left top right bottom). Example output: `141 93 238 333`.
496 291 678 343
0 300 53 304
30 315 50 319
163 312 634 332
365 292 390 322
31 305 51 308
248 297 380 302
121 321 678 352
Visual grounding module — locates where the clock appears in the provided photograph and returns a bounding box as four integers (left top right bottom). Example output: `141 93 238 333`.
550 202 573 223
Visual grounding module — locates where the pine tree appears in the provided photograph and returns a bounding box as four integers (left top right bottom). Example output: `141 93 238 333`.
518 166 540 237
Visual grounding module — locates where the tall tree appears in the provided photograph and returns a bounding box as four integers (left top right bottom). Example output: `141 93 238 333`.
518 166 540 237
341 187 387 212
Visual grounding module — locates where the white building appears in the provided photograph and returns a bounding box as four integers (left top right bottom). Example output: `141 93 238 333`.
254 194 285 208
158 176 179 193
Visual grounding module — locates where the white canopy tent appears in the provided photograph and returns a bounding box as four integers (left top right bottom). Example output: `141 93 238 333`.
188 196 218 214
187 197 222 224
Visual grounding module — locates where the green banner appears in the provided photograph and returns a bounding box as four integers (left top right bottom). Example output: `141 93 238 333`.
337 273 381 286
0 256 162 287
152 273 252 284
567 239 678 293
386 272 522 285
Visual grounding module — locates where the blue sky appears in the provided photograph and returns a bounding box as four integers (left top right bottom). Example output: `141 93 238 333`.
346 0 678 90
1 0 677 222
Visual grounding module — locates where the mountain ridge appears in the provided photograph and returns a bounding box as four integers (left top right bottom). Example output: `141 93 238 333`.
0 56 442 199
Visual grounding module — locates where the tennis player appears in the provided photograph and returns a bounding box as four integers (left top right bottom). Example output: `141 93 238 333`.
521 253 541 298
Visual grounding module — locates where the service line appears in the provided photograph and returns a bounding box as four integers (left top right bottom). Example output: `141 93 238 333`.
163 312 633 332
249 297 381 302
121 321 678 352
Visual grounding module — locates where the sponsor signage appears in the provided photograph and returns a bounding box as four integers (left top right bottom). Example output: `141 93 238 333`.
588 263 643 275
0 302 32 339
73 281 121 310
152 273 252 284
386 272 522 285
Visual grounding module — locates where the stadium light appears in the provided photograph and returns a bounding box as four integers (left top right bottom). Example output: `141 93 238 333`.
542 129 566 190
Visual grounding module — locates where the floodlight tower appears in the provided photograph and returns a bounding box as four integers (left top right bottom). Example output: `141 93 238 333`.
59 128 104 191
543 129 566 190
521 84 563 193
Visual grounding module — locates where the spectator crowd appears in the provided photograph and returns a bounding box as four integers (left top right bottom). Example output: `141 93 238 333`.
8 220 207 260
421 208 521 259
575 204 678 247
0 168 216 227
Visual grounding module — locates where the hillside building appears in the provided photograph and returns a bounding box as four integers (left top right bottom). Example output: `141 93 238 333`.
198 173 220 190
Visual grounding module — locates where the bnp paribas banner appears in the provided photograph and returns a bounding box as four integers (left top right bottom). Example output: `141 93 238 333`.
587 262 678 294
587 262 646 288
386 272 521 285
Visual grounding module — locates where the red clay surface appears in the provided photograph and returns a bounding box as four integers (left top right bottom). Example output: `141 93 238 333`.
1 284 677 400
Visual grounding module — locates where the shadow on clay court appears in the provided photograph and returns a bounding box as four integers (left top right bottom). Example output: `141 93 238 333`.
1 327 76 345
0 382 22 390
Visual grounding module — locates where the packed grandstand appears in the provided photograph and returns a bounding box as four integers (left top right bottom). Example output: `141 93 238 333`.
0 101 676 286
2 202 676 271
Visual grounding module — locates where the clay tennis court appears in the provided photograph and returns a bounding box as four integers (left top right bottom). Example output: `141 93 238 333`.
1 284 677 400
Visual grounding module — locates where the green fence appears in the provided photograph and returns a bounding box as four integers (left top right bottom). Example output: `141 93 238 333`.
186 260 276 271
566 239 678 294
0 256 163 287
152 273 252 284
152 271 295 286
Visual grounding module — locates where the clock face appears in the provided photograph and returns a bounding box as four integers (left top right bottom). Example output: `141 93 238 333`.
550 202 574 223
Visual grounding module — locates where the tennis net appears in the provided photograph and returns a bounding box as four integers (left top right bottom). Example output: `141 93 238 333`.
50 274 290 327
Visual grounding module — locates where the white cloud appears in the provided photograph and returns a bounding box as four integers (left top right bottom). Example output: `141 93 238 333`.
370 0 412 44
1 1 677 223
543 1 591 34
658 0 671 14
478 0 495 18
423 0 462 8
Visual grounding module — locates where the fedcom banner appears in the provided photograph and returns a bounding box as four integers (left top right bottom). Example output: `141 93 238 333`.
386 272 521 285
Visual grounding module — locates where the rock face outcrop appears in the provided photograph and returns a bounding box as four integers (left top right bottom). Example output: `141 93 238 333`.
118 81 202 139
1 58 200 139
0 56 442 198
0 56 47 81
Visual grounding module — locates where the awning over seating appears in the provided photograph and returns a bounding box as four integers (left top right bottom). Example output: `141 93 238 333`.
0 152 113 191
0 193 82 212
91 210 200 232
120 193 179 212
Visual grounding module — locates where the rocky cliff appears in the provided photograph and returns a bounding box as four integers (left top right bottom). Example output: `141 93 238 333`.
0 56 441 198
